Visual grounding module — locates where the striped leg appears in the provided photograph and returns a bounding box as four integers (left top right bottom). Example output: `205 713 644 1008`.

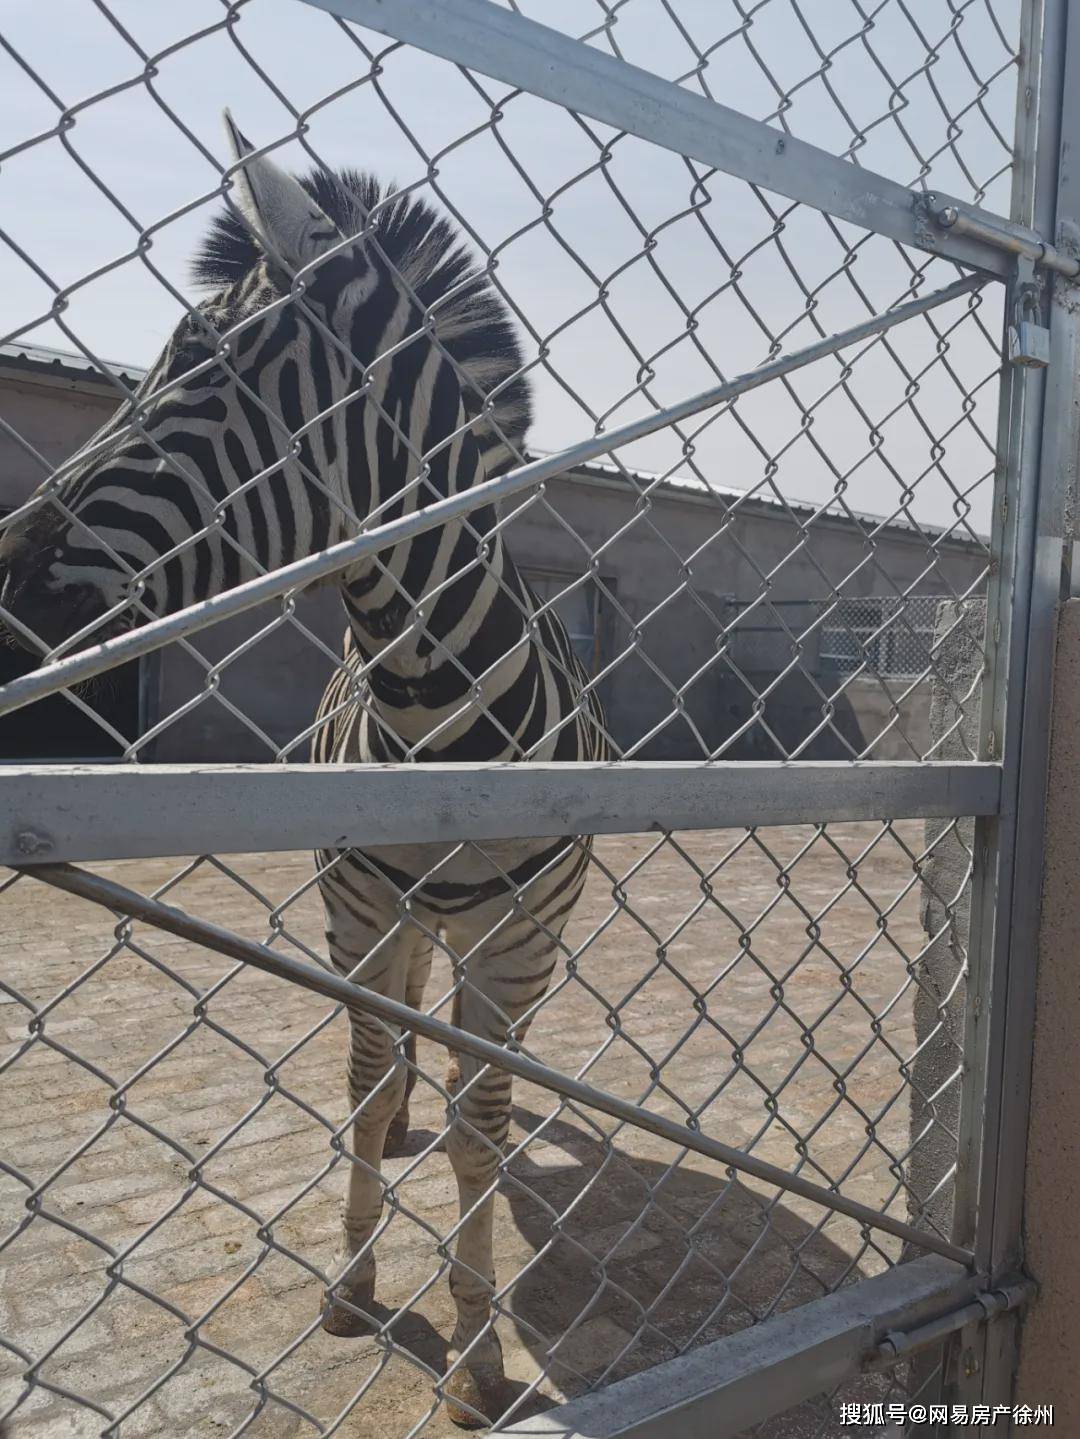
319 873 433 1337
384 950 434 1155
441 916 561 1426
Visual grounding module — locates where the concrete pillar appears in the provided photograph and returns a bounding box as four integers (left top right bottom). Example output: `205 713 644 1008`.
909 599 984 1244
1015 598 1080 1424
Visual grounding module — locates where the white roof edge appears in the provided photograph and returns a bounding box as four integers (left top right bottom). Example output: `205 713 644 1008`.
539 450 990 549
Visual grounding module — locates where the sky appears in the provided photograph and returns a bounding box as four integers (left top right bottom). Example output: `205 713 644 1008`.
0 0 1023 537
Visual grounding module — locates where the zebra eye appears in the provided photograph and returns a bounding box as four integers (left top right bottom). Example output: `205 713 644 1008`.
175 343 208 370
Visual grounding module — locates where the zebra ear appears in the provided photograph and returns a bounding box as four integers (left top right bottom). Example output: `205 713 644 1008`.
222 110 341 273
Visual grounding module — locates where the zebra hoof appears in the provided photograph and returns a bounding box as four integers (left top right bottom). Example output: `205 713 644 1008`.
321 1277 376 1337
383 1111 410 1157
443 1350 504 1429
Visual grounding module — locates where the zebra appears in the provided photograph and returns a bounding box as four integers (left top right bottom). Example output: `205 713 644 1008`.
0 118 608 1424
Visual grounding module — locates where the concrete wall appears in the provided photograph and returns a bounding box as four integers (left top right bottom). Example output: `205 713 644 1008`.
843 676 933 761
911 601 983 1254
1015 598 1080 1426
149 589 344 762
504 474 983 763
0 373 116 511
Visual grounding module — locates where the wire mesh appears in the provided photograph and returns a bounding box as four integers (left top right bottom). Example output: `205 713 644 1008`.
0 0 1025 1433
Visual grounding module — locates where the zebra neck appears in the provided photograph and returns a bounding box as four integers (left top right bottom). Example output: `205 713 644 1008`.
339 504 532 751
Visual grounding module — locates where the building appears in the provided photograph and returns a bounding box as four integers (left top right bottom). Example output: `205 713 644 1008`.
0 343 987 763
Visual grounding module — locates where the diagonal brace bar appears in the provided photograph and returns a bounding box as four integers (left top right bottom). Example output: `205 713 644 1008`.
300 0 1035 278
19 860 974 1268
0 273 983 717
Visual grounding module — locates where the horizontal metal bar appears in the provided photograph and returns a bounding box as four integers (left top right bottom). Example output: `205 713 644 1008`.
497 1256 982 1438
0 760 1002 865
301 0 1032 279
935 202 1080 278
0 273 984 715
16 859 974 1268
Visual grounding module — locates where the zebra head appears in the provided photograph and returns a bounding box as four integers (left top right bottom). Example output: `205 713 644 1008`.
0 114 530 653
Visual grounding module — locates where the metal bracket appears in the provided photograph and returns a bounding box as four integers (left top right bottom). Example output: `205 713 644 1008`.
862 1274 1036 1372
912 191 942 252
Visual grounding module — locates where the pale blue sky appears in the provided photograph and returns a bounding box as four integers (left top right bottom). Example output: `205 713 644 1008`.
1 0 1022 534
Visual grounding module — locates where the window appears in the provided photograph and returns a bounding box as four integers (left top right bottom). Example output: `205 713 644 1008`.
523 569 605 675
819 596 945 680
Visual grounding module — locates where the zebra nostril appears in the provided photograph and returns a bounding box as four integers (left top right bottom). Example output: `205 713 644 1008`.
0 575 107 653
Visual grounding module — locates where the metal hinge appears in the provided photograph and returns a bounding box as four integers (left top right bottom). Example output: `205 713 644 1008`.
862 1274 1036 1373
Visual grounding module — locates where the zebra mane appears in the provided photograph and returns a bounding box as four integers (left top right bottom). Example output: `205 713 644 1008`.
193 166 532 453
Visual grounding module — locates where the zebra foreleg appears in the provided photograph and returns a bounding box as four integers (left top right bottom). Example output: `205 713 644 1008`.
384 939 435 1154
320 917 431 1337
440 935 555 1426
383 1030 417 1156
321 1004 407 1336
444 988 463 1101
442 1049 512 1425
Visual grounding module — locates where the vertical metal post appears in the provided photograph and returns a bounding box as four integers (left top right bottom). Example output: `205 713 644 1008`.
951 0 1080 1408
953 0 1052 1263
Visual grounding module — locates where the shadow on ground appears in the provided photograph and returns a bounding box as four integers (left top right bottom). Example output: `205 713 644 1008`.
362 1103 872 1429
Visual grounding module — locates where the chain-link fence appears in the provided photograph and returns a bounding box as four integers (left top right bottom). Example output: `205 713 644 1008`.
1 819 974 1434
0 0 1009 769
0 0 1067 1434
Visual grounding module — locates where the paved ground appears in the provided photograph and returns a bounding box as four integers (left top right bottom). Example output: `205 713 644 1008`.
0 821 941 1436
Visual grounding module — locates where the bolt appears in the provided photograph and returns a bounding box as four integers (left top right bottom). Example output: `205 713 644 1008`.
939 205 960 227
14 829 51 856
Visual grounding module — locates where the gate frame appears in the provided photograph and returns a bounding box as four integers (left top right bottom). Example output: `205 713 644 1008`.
951 0 1080 1410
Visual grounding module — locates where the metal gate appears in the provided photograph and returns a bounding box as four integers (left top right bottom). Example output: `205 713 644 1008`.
0 0 1072 1432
